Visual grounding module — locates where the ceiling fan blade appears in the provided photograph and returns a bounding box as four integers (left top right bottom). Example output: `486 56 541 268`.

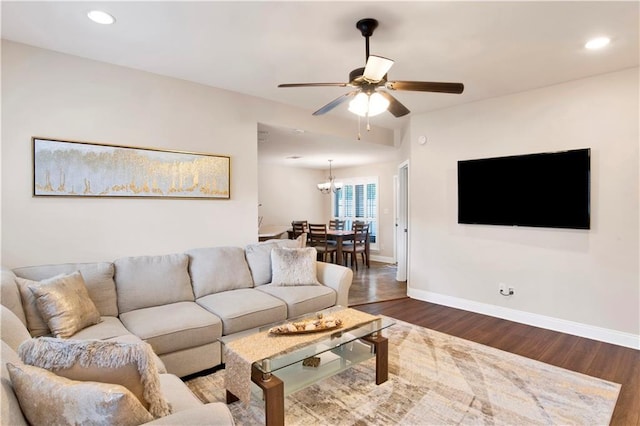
363 55 394 82
386 81 464 94
278 83 348 88
312 91 359 116
378 91 410 117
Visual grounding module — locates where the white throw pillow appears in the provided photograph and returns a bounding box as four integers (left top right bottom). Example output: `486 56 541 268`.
245 234 307 286
270 247 321 286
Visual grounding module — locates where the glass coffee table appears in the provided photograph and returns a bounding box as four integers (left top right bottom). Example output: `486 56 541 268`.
219 306 394 426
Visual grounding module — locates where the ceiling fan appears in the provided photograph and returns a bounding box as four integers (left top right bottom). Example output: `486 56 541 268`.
278 18 464 118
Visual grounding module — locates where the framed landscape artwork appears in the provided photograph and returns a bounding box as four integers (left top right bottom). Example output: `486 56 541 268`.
32 138 230 199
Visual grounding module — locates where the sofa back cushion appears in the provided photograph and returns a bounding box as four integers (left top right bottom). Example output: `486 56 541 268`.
1 268 27 327
186 247 253 298
12 262 117 317
245 237 304 286
1 306 30 353
114 253 194 314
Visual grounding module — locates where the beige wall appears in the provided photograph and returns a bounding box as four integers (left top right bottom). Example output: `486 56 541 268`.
257 165 327 227
408 68 639 343
1 40 391 267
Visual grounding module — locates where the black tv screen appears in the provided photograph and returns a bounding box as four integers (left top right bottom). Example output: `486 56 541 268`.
457 148 590 229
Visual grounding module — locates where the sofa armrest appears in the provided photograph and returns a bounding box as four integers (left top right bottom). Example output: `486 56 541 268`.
316 262 353 307
144 402 234 425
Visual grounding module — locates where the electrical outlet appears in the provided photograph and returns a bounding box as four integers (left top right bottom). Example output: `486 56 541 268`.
499 283 514 296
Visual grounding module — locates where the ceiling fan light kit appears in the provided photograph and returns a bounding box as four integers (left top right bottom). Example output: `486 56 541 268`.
278 17 465 131
348 92 389 117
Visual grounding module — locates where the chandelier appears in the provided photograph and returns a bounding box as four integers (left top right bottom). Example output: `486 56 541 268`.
317 160 343 194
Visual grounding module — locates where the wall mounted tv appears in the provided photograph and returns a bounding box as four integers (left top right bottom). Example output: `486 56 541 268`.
457 148 590 229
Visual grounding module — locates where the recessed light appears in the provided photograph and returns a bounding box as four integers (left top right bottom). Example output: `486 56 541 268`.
285 156 302 160
585 36 610 50
88 10 116 25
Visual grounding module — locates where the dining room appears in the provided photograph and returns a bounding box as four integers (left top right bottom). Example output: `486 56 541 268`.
257 123 407 305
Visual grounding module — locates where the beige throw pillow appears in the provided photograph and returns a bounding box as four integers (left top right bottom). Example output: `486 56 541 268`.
7 363 154 426
15 277 50 337
26 271 101 338
18 337 171 419
271 247 321 286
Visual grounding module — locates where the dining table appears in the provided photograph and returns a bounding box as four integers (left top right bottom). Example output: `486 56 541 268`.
325 229 355 265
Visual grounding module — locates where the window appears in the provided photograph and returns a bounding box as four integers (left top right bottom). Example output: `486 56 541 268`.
332 177 378 249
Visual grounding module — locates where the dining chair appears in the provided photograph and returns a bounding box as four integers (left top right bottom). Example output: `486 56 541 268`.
343 222 369 270
308 223 338 263
329 219 345 230
291 221 308 239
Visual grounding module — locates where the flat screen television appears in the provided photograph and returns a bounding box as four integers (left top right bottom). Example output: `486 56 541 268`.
457 148 590 229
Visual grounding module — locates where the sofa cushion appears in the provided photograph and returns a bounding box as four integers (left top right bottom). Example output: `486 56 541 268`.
257 284 337 318
158 373 202 412
13 262 118 317
245 236 305 286
119 302 222 356
1 342 28 426
271 247 321 286
146 403 235 425
196 288 287 335
27 271 102 338
1 268 27 326
70 315 133 340
18 337 170 418
114 253 194 314
186 246 254 298
7 363 154 426
0 305 30 352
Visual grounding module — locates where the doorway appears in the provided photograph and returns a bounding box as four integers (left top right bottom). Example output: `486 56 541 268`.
395 161 409 282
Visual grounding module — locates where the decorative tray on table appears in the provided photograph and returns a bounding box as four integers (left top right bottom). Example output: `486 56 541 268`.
268 313 343 335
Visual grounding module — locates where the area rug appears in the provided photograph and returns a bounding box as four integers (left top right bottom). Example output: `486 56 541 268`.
186 318 620 425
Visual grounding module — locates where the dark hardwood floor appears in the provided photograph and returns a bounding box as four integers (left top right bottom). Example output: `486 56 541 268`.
347 261 407 306
348 265 639 425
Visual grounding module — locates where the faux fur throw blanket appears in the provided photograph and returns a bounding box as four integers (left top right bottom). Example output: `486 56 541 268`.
18 337 172 418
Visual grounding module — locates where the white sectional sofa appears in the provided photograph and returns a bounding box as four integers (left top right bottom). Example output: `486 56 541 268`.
0 238 353 425
1 304 236 425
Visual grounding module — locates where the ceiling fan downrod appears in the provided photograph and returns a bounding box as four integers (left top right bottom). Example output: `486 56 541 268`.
356 18 378 61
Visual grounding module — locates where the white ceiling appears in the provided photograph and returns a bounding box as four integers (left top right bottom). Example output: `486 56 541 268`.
2 1 638 169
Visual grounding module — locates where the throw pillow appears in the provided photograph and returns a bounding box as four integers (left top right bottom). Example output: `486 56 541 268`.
18 337 171 419
26 271 101 338
245 234 308 286
15 277 51 337
7 362 154 426
271 247 321 286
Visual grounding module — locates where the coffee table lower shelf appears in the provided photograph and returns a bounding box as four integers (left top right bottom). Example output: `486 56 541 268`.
226 334 388 426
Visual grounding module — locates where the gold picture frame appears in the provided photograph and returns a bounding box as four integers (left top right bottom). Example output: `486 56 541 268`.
33 137 230 199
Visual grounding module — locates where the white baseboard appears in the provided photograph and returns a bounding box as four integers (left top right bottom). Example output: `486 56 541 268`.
407 288 640 350
369 255 394 264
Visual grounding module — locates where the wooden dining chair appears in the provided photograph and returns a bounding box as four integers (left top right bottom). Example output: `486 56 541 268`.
343 222 369 270
308 223 338 263
291 221 308 239
329 219 345 230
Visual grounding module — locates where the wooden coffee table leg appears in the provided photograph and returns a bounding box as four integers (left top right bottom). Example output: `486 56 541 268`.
362 333 389 384
226 390 239 404
251 365 284 426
